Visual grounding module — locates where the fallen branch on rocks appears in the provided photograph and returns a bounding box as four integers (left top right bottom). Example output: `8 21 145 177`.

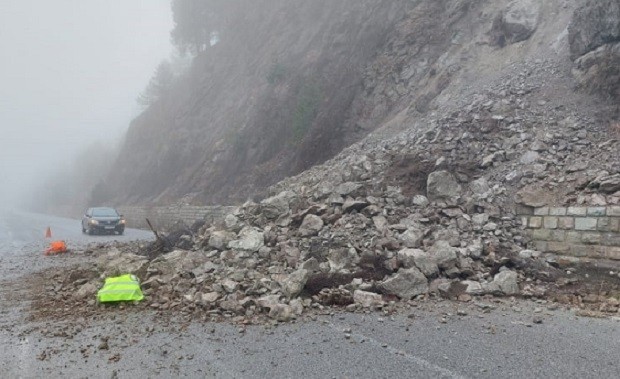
140 218 174 259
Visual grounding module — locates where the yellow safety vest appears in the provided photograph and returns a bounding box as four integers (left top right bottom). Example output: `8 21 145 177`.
97 274 144 303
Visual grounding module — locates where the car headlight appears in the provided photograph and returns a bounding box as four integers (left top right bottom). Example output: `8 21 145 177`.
89 219 99 225
120 219 126 224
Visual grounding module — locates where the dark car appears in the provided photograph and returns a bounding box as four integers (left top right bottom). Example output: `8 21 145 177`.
81 207 126 235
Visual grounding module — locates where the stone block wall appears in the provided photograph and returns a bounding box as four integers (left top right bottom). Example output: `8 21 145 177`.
117 205 236 231
520 206 620 260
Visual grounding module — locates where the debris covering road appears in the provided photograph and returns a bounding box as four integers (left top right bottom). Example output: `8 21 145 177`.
2 211 620 378
3 287 620 378
1 0 619 377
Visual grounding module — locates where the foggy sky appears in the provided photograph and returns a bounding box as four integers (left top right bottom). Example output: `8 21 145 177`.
0 0 172 208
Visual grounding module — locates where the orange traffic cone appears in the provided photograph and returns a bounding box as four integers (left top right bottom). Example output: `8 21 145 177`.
45 227 52 239
44 241 67 256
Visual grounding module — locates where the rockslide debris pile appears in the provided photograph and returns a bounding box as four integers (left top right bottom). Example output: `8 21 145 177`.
66 80 618 321
42 0 620 323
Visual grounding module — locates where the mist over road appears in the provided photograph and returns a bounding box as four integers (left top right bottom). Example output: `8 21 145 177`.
0 210 153 254
0 209 153 282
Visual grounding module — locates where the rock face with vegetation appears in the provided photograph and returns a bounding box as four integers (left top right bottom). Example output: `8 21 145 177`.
104 0 414 205
97 0 618 213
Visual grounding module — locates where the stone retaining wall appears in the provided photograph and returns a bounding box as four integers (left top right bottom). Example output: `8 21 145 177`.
520 206 620 260
117 205 236 231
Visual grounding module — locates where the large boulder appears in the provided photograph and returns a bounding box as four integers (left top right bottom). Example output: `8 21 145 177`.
572 43 620 99
515 185 555 207
372 216 389 232
492 270 520 295
469 177 490 197
520 151 540 164
598 173 620 193
208 230 236 250
568 0 620 99
397 248 439 278
334 182 362 196
97 249 149 277
198 292 219 304
399 227 425 248
228 227 264 252
500 0 540 44
412 195 429 207
280 269 310 299
221 279 239 293
299 257 320 272
268 303 296 321
426 171 461 201
260 191 297 219
257 294 301 321
568 0 620 59
223 214 243 232
353 290 385 308
342 198 370 213
379 267 428 300
75 282 98 299
147 249 209 278
428 240 458 270
328 248 360 272
461 280 485 295
256 294 282 309
298 214 324 237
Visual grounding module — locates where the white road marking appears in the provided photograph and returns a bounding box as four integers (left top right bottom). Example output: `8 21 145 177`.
328 321 467 379
18 336 32 378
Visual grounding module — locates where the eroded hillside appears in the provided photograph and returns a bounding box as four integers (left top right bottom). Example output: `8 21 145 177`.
106 0 412 205
102 0 618 207
16 0 620 343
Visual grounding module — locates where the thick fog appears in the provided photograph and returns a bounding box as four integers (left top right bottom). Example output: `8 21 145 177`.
0 0 172 210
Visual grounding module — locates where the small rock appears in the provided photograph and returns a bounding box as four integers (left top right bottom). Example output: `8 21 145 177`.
533 316 543 324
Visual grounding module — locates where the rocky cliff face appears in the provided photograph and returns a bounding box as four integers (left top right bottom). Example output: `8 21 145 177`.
569 0 620 99
108 0 413 205
104 0 618 207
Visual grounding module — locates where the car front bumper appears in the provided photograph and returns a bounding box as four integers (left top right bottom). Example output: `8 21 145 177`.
89 224 125 233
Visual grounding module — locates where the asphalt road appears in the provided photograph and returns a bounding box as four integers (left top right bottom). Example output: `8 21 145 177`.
2 302 619 379
0 209 153 251
0 209 153 281
1 211 620 378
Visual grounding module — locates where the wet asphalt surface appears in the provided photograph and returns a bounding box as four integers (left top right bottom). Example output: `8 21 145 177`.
1 210 620 378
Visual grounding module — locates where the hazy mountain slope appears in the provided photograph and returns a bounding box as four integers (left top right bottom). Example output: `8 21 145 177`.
107 0 412 205
103 0 618 207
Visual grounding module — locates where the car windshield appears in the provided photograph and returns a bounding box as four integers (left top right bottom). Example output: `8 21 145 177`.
92 208 118 217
